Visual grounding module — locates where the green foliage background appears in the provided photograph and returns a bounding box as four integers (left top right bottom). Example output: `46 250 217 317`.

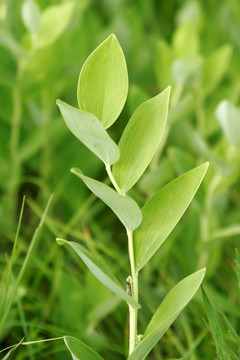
0 0 240 359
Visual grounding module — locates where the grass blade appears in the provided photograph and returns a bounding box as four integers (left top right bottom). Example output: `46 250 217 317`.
201 287 231 360
0 194 54 334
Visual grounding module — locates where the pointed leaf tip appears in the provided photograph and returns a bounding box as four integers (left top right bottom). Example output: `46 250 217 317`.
71 167 83 176
113 87 171 192
56 238 66 246
64 336 104 360
135 162 209 271
77 34 128 129
128 268 206 360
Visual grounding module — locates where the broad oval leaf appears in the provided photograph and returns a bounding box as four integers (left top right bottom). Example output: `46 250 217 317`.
112 87 170 192
135 162 209 271
64 336 104 360
71 168 142 232
77 34 128 129
57 239 140 309
128 269 206 360
57 100 119 166
33 1 74 49
215 100 240 146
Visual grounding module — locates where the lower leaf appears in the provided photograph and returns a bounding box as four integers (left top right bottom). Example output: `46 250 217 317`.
64 336 104 360
57 239 140 309
128 269 206 360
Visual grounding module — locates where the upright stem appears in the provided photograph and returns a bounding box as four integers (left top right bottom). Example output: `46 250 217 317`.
127 230 138 355
106 165 138 355
105 165 125 195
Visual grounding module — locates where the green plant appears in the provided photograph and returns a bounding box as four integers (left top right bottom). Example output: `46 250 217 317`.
55 34 209 359
1 1 240 358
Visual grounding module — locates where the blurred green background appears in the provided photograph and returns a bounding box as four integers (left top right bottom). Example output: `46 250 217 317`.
0 0 240 359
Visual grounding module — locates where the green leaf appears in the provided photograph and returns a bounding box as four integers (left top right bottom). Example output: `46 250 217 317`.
112 87 170 192
215 100 240 146
64 336 104 360
135 162 209 271
217 304 240 350
173 21 199 59
201 287 230 360
57 100 119 166
1 338 24 360
202 45 232 95
57 240 140 309
154 39 172 90
33 1 74 49
21 0 41 34
172 57 202 87
77 34 128 129
129 269 206 360
236 249 240 290
71 168 142 232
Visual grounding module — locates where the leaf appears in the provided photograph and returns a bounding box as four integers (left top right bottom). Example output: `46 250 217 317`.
215 100 240 146
1 338 24 360
71 168 142 231
129 269 206 360
77 34 128 129
64 336 104 360
154 39 172 89
112 87 170 192
21 0 41 34
33 1 74 49
236 249 240 290
57 239 140 309
217 305 240 350
201 287 231 360
135 162 209 271
173 21 199 58
57 100 119 166
202 45 232 95
172 57 202 87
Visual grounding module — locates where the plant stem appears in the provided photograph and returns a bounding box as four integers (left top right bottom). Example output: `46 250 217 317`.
106 165 138 355
127 230 138 355
105 165 125 195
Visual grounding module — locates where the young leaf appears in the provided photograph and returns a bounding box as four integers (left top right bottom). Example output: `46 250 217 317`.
215 100 240 146
154 39 172 90
33 1 74 49
64 336 104 360
57 100 119 166
201 44 232 95
129 269 206 360
77 34 128 129
57 239 140 309
112 87 170 192
173 21 199 59
21 0 41 34
71 168 142 232
135 162 209 271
